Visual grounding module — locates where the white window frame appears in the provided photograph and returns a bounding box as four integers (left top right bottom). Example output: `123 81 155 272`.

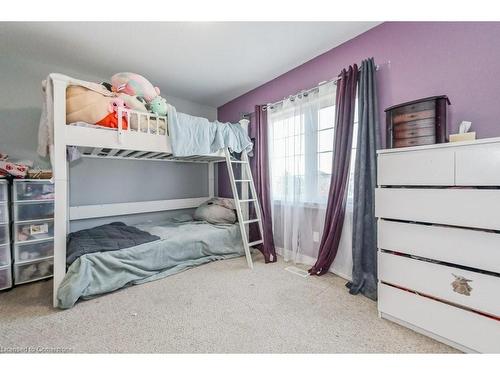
269 98 358 207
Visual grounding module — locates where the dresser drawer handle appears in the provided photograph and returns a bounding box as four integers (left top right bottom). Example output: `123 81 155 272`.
451 274 473 296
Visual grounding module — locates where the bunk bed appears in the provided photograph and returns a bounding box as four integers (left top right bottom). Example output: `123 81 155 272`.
39 74 264 308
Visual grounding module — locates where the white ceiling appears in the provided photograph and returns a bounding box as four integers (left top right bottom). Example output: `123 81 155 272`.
0 22 380 107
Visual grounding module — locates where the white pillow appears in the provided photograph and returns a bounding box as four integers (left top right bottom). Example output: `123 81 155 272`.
194 198 236 224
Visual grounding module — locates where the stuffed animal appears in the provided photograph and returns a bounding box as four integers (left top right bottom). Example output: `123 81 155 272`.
111 72 161 102
96 97 129 130
148 96 167 116
117 93 148 113
108 97 128 113
111 72 167 116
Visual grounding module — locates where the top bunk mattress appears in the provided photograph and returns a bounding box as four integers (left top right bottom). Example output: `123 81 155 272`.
56 219 245 308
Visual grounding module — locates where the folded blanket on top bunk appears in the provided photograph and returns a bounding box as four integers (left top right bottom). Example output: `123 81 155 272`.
166 103 253 157
57 218 245 309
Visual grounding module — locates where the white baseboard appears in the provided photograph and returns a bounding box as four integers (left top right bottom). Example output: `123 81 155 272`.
276 247 352 281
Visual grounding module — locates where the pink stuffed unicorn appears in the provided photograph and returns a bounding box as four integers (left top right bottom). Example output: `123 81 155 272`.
111 72 161 102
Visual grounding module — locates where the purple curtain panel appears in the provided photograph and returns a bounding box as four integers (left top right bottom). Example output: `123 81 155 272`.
309 65 358 275
248 105 277 263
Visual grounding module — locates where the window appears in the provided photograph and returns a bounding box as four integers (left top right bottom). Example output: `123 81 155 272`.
318 102 358 208
269 86 357 206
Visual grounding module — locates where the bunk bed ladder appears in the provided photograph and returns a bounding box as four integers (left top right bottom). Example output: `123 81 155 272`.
224 148 264 269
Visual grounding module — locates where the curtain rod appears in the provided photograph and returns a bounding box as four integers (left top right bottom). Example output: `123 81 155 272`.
241 60 389 118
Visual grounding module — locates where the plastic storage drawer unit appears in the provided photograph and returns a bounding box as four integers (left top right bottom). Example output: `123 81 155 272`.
0 244 11 267
0 265 12 290
13 219 54 242
14 239 54 262
13 201 54 221
14 257 54 285
13 180 54 201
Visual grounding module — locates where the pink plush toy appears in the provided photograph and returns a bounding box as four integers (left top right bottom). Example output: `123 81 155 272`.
111 72 161 102
95 97 130 130
108 97 129 113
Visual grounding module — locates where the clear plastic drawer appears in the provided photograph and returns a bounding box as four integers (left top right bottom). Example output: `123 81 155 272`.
13 201 54 221
0 180 7 202
0 244 11 267
13 180 54 201
0 265 12 290
14 257 53 285
0 202 8 224
0 223 9 245
14 239 54 262
14 219 54 243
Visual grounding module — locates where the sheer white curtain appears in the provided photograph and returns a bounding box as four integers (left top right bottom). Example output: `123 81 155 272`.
268 82 357 277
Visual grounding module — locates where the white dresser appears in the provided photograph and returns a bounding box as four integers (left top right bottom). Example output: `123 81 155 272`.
376 137 500 353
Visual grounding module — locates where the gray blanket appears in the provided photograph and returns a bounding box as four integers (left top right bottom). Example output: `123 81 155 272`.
57 220 245 309
66 222 160 265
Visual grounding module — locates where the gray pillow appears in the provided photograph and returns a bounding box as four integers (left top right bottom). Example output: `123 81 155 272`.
194 198 236 224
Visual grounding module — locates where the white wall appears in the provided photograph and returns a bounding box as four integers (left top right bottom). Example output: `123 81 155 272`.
0 56 218 229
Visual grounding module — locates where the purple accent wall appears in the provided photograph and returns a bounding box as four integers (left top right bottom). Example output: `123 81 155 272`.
218 22 500 197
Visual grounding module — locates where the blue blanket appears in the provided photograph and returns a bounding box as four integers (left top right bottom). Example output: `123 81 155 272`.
167 104 253 157
57 220 245 309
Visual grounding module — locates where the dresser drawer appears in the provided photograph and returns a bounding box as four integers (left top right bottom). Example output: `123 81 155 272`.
377 149 455 186
378 220 500 274
393 136 436 148
13 201 54 221
0 244 10 267
391 100 436 116
394 125 435 140
0 265 12 291
13 219 54 243
379 252 500 317
14 257 53 285
0 181 7 202
13 180 54 201
379 283 500 353
0 203 8 224
393 109 436 125
375 188 500 230
455 143 500 186
393 118 435 132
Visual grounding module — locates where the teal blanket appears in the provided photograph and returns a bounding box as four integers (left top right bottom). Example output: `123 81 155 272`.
57 220 245 309
166 104 253 157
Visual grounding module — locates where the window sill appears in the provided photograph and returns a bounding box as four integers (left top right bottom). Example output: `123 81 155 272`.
272 200 327 209
272 200 354 211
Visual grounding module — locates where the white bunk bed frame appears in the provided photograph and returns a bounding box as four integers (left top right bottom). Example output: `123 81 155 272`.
51 75 263 307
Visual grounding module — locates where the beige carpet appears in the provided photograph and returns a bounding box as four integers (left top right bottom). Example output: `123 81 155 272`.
0 254 457 353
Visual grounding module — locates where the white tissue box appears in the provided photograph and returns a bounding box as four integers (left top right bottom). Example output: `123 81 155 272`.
449 132 476 142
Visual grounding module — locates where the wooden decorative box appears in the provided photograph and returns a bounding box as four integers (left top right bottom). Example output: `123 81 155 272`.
385 96 451 148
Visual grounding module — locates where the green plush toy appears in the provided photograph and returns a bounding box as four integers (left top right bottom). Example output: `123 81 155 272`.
148 96 168 116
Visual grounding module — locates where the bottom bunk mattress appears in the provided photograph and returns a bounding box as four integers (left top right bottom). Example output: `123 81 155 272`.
57 219 245 309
